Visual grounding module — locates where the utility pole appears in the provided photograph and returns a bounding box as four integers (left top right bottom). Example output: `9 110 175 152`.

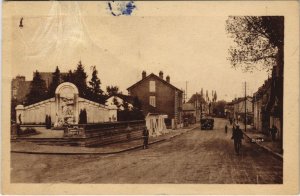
244 82 247 132
185 81 188 102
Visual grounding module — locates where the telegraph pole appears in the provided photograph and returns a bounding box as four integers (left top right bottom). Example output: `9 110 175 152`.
185 81 188 102
244 82 247 132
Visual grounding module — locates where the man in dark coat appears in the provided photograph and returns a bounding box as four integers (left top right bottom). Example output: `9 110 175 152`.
270 125 278 141
143 126 149 149
231 125 244 154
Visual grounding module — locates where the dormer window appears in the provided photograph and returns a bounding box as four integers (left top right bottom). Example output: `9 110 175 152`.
149 81 155 92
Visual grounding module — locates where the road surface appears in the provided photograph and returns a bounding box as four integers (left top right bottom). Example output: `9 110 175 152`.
11 118 283 183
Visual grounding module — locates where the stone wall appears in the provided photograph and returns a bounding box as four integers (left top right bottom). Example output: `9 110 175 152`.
78 97 117 123
16 98 55 124
63 120 145 147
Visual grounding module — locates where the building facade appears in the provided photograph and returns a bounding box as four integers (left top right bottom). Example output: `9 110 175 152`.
182 103 196 124
232 96 253 125
253 67 282 144
253 78 272 134
11 76 31 103
11 72 67 104
225 102 234 119
187 93 207 121
127 71 183 128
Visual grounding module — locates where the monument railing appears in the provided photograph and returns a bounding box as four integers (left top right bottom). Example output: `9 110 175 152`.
63 120 146 146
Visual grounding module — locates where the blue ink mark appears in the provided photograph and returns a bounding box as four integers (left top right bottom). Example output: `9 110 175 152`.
108 1 136 16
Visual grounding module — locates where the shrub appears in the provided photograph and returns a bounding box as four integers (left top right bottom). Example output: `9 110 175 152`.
22 127 37 135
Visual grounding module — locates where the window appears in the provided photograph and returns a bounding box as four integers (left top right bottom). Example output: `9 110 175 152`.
149 81 156 92
149 96 156 107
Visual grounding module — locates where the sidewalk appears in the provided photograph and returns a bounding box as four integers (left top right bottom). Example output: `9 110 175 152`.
11 124 198 155
234 123 283 160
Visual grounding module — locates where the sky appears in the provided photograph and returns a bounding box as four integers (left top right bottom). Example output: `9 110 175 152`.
7 1 270 102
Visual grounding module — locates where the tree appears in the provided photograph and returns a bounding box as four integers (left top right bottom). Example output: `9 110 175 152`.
226 16 284 139
213 100 227 117
87 66 105 104
213 91 217 102
73 61 88 97
48 66 62 98
225 16 284 72
132 96 142 110
89 66 102 95
62 70 74 83
122 101 130 111
26 71 48 105
79 109 87 124
106 85 120 96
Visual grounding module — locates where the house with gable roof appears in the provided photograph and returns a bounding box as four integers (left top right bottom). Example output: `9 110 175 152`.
127 71 183 128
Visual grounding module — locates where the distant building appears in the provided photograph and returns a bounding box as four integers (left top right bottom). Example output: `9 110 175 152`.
11 76 31 104
127 71 183 129
187 93 207 121
225 102 234 119
182 103 196 124
232 96 253 124
11 72 67 104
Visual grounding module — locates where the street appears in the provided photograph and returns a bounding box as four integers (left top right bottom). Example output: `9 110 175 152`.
11 118 282 184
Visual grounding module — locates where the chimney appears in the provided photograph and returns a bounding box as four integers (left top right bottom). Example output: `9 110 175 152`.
142 71 146 79
166 75 170 83
159 71 163 79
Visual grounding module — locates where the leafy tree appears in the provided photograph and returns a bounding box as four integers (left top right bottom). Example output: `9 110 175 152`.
26 71 48 105
122 101 130 111
48 66 62 98
226 16 283 136
225 16 284 72
106 85 120 96
112 97 121 110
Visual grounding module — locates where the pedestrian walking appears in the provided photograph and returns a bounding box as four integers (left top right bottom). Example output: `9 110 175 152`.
270 125 278 141
225 124 228 134
143 126 149 149
231 125 244 155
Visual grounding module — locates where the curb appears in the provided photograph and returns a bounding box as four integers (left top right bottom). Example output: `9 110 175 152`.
11 139 167 155
11 126 197 155
242 131 283 160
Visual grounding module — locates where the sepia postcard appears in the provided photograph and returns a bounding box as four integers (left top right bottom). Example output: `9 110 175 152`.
2 0 299 195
